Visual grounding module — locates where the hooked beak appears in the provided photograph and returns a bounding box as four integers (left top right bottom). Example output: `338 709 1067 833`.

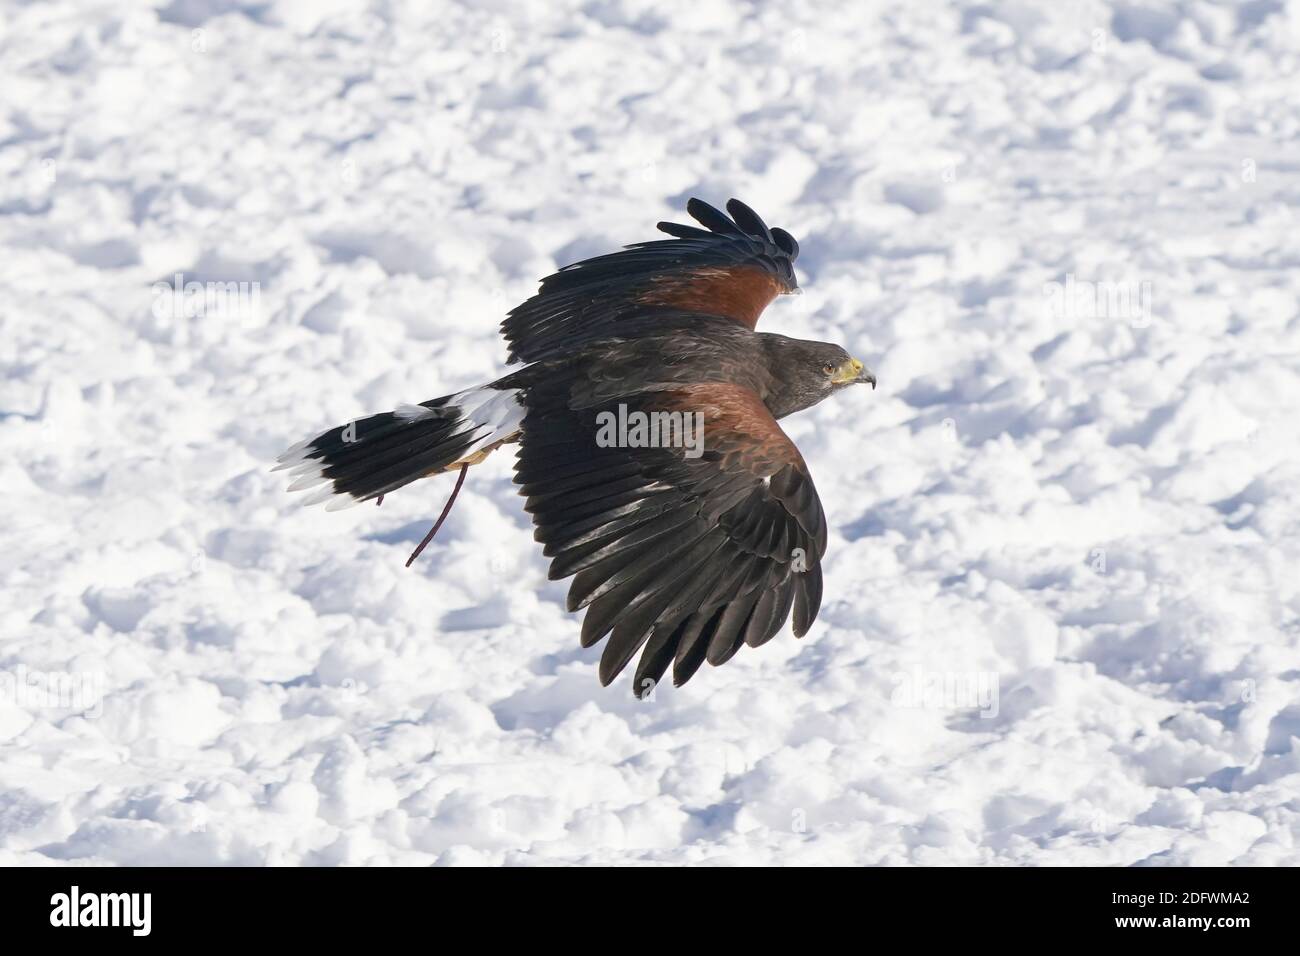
831 357 876 389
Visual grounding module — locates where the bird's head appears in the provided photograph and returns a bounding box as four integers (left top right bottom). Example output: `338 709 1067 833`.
760 335 876 418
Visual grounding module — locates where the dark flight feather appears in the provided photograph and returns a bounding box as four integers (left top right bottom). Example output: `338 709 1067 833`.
515 371 828 693
501 197 800 363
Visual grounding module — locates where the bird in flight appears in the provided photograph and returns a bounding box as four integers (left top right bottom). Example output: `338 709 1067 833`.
277 198 875 696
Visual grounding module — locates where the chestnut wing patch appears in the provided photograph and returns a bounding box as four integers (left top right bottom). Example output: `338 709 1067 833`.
501 198 800 364
634 266 785 330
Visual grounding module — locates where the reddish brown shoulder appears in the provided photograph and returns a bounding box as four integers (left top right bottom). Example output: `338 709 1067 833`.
635 266 785 329
650 383 804 475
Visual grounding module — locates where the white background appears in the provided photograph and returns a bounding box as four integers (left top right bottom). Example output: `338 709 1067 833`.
1 0 1297 864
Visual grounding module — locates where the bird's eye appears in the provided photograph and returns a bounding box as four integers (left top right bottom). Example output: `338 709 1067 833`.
822 362 836 375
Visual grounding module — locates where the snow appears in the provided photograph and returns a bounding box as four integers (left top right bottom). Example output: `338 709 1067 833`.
2 0 1299 865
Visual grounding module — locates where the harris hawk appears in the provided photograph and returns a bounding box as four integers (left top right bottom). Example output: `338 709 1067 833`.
277 198 875 696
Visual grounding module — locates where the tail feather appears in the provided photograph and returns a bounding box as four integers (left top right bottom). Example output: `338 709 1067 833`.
276 385 523 509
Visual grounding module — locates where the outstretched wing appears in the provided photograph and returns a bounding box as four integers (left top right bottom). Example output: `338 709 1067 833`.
501 198 800 364
516 379 826 696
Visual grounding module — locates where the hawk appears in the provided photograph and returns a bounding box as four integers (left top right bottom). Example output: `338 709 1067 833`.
277 199 875 696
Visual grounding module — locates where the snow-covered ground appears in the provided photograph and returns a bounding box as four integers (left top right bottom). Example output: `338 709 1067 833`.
2 0 1298 865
